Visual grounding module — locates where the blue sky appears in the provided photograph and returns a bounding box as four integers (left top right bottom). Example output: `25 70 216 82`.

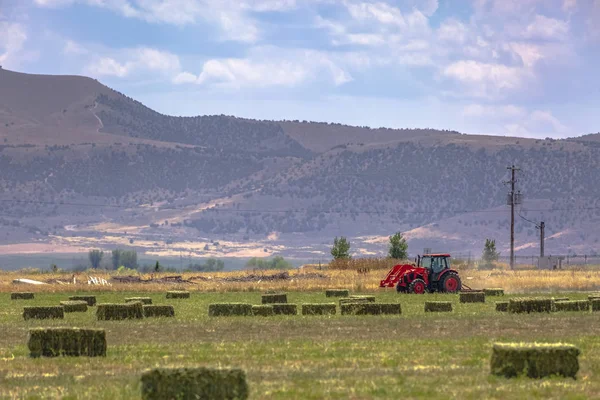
1 0 599 138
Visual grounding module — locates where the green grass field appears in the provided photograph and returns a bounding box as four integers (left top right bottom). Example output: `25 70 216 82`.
2 291 600 399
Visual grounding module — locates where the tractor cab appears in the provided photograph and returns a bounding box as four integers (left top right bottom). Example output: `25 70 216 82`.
417 254 452 282
380 253 461 293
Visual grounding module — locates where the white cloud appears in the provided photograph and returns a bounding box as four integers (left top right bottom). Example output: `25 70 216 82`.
346 2 406 25
172 71 198 84
0 22 27 67
443 60 525 97
63 40 88 55
437 19 468 43
84 47 180 78
562 0 576 12
85 57 130 77
523 15 569 40
462 104 526 119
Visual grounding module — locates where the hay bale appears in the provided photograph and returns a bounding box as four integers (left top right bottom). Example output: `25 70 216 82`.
325 289 350 298
349 295 376 302
208 303 253 317
28 327 106 358
491 343 580 379
141 367 248 400
68 295 97 306
126 297 153 305
508 298 555 313
252 305 274 317
339 297 370 306
271 303 297 315
588 294 600 301
302 303 337 315
340 303 401 315
424 301 452 312
484 288 505 296
23 306 64 320
554 300 590 312
495 302 509 312
166 291 190 299
459 291 485 303
261 293 287 304
553 297 569 302
143 305 175 318
11 292 34 300
591 299 600 312
60 301 88 313
96 302 144 320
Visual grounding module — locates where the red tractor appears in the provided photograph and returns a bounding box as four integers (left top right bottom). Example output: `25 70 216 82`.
379 253 462 294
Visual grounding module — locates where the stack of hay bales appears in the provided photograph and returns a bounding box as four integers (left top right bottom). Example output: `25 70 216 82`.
302 303 336 315
11 292 34 300
251 305 274 316
484 288 505 296
126 297 152 305
339 297 370 307
348 295 375 302
143 305 175 318
141 367 248 400
495 302 509 312
508 298 555 313
261 293 287 304
28 327 106 357
271 304 297 315
166 291 190 299
208 303 253 317
325 289 350 298
459 291 486 303
23 306 64 320
424 301 452 312
69 295 97 306
59 301 88 313
554 300 590 312
340 303 401 315
490 343 580 378
97 302 144 320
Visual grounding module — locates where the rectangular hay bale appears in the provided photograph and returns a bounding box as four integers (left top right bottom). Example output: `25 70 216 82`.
68 295 97 306
424 301 453 312
459 291 486 303
592 299 600 312
23 306 64 320
11 292 34 300
271 303 297 316
126 297 153 305
340 303 401 315
166 291 190 299
261 293 287 304
554 300 590 312
96 302 144 320
508 298 555 313
349 295 376 302
60 301 88 313
325 289 350 298
252 305 274 316
302 303 337 315
208 303 253 317
339 297 370 306
553 297 569 302
491 343 580 379
141 367 248 400
143 305 175 318
495 302 509 312
484 288 505 296
28 327 106 358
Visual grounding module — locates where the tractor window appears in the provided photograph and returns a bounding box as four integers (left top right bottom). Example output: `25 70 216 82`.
432 257 444 273
421 257 432 269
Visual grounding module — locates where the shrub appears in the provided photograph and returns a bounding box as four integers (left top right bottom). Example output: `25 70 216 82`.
484 288 504 296
68 295 97 306
143 305 175 318
208 303 253 317
271 303 297 315
340 303 401 315
252 305 274 316
592 299 600 312
11 292 34 300
97 302 144 320
554 300 590 312
490 343 580 378
508 298 555 314
261 293 287 304
60 301 88 313
325 289 350 298
166 291 190 299
28 328 106 358
302 303 337 315
126 297 153 305
424 301 452 312
23 306 64 320
496 302 509 312
141 367 249 400
459 291 485 303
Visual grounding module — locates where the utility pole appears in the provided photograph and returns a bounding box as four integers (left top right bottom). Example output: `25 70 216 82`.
540 221 545 258
506 165 521 270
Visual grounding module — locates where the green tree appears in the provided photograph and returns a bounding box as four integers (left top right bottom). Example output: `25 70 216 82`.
388 232 408 259
154 261 161 272
482 239 500 267
331 236 351 260
88 249 104 269
245 256 292 270
188 258 225 272
112 249 138 270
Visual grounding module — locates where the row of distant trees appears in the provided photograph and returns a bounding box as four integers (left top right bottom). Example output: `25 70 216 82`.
331 232 409 260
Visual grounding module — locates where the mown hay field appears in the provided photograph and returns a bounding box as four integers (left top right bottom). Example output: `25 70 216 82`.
3 290 600 399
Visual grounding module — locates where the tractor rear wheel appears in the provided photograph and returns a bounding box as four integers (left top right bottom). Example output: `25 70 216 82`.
440 272 461 293
408 278 427 294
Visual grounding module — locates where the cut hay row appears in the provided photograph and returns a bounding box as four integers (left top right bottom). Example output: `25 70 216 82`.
166 291 190 299
97 302 144 320
141 367 248 400
11 292 34 300
424 301 452 312
508 298 555 314
554 300 590 312
23 306 64 320
490 343 580 379
261 293 287 304
28 328 106 358
459 291 485 303
325 289 350 298
340 303 401 315
68 295 97 306
143 305 175 318
126 297 152 305
59 301 88 313
302 303 337 315
208 303 253 317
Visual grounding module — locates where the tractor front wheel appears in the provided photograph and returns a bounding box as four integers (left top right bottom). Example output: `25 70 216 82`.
440 272 461 293
408 278 427 294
